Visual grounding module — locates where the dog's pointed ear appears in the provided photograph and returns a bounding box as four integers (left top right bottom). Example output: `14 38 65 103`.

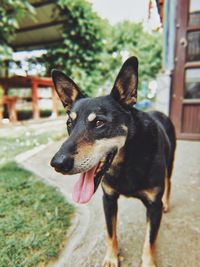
51 69 84 112
110 56 138 106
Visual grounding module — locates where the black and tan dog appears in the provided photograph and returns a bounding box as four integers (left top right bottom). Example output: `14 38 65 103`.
50 57 176 267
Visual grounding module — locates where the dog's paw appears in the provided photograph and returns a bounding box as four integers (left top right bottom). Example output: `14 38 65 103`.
141 264 156 267
163 203 169 213
140 260 157 267
103 255 119 267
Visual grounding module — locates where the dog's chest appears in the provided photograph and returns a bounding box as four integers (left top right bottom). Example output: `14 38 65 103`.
103 163 140 197
103 157 151 197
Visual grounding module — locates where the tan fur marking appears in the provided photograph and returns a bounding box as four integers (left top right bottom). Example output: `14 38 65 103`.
73 136 126 174
66 113 69 120
57 86 68 103
121 124 128 132
115 80 137 104
70 112 77 120
162 172 170 213
78 137 126 159
126 96 136 105
141 221 156 267
140 187 160 203
102 182 116 195
57 79 77 106
107 147 124 176
88 112 96 122
64 105 71 113
95 136 126 151
71 87 78 102
110 216 118 253
75 141 93 162
115 80 124 95
113 147 124 165
103 216 119 267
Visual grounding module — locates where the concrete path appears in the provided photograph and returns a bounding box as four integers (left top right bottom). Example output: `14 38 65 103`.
18 140 200 267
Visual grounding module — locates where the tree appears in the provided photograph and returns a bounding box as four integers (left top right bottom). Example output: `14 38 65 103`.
0 0 34 68
42 0 108 95
104 21 163 93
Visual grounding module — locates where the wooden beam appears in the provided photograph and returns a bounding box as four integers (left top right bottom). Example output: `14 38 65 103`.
0 76 53 88
187 26 200 32
7 0 55 15
12 38 63 51
16 19 68 33
31 0 55 8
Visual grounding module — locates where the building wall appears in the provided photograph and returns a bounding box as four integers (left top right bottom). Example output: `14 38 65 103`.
156 0 177 115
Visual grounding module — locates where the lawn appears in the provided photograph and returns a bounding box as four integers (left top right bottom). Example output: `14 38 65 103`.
0 119 75 267
0 119 67 165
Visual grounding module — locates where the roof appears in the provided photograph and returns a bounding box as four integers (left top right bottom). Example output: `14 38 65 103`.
9 0 66 51
10 0 164 52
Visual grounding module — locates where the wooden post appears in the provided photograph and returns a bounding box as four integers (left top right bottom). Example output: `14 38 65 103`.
0 97 3 124
51 87 59 118
7 97 17 123
31 81 40 119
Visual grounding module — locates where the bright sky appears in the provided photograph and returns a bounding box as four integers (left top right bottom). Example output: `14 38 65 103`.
89 0 161 30
90 0 150 24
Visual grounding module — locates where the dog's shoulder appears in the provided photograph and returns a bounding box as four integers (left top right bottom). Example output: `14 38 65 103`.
130 108 159 138
126 108 174 161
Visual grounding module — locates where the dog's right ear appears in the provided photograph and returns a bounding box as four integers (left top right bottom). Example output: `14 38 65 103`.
51 69 85 112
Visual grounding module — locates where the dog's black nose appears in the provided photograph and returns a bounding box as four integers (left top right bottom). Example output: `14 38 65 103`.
50 154 74 174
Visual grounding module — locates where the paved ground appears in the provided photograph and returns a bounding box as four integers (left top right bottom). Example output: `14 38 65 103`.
18 139 200 267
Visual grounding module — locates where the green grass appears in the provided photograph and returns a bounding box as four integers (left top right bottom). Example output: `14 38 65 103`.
0 120 74 266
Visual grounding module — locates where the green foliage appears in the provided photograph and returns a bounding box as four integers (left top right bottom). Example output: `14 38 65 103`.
0 119 66 165
42 0 108 95
104 21 163 91
109 21 143 52
0 0 34 64
43 13 162 96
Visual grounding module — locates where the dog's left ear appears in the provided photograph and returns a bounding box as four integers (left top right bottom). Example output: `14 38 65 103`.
51 69 84 112
110 56 138 106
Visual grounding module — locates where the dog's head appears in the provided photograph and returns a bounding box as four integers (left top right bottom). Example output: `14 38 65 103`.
50 57 138 203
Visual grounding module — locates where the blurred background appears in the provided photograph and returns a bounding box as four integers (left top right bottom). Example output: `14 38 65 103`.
0 0 199 139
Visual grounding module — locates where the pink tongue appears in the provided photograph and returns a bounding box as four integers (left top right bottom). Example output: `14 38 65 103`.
72 165 98 204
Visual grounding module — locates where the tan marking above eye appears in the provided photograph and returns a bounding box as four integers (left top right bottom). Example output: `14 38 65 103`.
64 105 71 113
121 125 128 132
88 112 96 122
70 112 77 120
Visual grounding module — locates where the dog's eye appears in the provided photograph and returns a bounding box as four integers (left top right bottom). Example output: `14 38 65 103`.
95 120 105 128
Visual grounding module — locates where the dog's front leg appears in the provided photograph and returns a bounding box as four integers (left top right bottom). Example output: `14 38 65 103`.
141 199 163 267
102 191 119 267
